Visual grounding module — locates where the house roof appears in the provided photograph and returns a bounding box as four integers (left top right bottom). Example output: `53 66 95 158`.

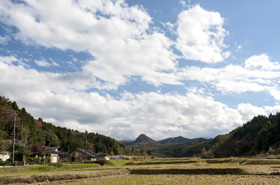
45 146 60 154
96 152 108 156
75 148 97 158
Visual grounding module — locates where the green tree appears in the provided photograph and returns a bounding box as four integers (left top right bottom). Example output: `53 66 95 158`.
0 129 7 151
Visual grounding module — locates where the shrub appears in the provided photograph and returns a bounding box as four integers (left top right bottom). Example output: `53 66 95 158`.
95 159 113 166
48 162 62 168
0 159 8 166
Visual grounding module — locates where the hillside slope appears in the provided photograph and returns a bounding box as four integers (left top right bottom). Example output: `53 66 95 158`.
0 96 124 155
162 113 280 158
212 114 280 157
133 134 159 145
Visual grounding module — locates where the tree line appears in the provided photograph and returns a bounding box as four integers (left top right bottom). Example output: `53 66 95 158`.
0 96 125 157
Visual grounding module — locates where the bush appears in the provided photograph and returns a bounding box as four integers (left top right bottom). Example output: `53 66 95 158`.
48 163 62 168
95 159 113 166
0 159 9 166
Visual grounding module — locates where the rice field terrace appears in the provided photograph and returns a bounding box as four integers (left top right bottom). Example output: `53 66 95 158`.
2 158 280 184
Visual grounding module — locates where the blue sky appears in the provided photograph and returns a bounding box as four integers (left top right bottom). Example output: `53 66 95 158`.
1 0 280 140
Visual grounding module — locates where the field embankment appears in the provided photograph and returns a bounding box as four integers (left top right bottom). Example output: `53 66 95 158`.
130 168 247 175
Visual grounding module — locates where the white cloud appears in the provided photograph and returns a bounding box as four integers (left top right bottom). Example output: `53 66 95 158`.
176 5 230 63
179 0 187 8
177 54 280 98
0 55 17 64
34 60 51 67
245 54 280 71
1 55 280 140
0 0 180 87
0 0 280 142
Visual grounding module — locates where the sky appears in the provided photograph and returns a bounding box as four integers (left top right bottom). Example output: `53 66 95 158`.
1 0 280 141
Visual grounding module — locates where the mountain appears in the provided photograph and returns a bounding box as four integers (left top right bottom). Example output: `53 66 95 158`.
158 136 207 145
160 113 280 158
125 134 210 156
134 134 158 144
211 114 280 157
125 134 160 155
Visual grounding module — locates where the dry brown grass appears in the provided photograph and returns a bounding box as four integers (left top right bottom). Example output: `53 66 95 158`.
60 174 280 185
4 158 280 184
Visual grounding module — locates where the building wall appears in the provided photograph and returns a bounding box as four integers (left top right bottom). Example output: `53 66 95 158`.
50 154 59 163
69 150 85 161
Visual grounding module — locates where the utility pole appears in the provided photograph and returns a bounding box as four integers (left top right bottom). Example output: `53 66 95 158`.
12 112 17 166
68 144 70 163
85 130 88 161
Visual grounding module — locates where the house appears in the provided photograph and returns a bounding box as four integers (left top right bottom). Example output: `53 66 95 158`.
69 149 110 161
96 152 110 160
45 147 60 163
58 151 69 162
0 151 10 162
30 145 60 163
69 148 97 161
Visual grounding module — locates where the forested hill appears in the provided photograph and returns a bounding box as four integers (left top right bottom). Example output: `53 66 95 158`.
162 113 280 158
212 113 280 157
158 136 207 145
0 96 124 155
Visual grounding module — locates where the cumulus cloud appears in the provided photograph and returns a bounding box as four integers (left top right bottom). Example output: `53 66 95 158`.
0 1 233 88
176 5 230 63
177 54 280 99
245 54 280 71
0 55 17 64
0 0 279 141
1 55 280 140
0 0 179 88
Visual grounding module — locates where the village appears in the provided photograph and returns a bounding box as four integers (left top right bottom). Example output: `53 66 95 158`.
0 145 111 165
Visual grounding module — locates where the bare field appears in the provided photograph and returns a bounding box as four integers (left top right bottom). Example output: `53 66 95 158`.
59 174 280 185
3 158 280 184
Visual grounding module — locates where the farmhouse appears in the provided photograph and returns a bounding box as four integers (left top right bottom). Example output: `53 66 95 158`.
69 148 110 161
30 146 60 163
69 148 97 161
96 151 110 160
46 147 60 163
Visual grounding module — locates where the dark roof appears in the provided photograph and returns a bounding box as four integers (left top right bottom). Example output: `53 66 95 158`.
96 152 108 156
45 146 60 154
87 150 96 156
75 148 97 158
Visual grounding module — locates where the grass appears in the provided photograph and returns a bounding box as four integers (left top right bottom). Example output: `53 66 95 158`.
242 159 280 165
125 160 198 165
0 162 101 177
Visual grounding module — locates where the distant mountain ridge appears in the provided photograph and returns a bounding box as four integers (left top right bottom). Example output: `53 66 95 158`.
134 134 158 144
158 136 207 144
125 134 207 148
